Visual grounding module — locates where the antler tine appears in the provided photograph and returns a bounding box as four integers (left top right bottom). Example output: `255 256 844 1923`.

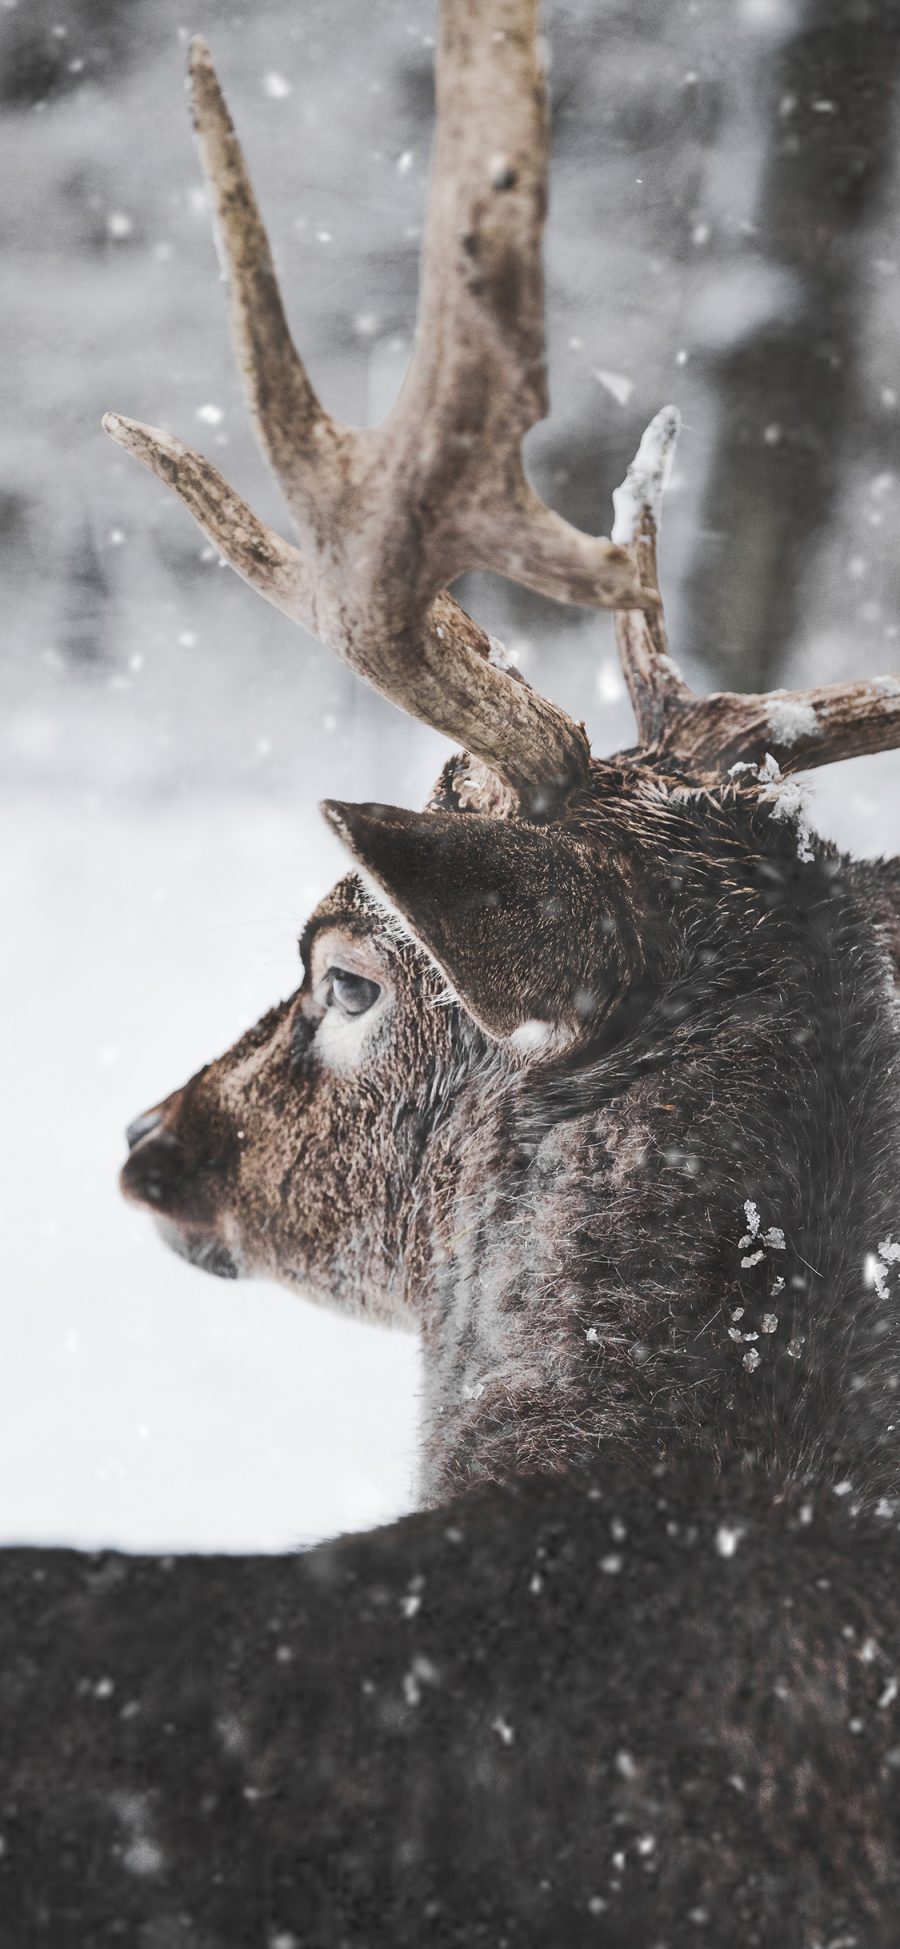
612 408 900 779
399 0 548 463
656 677 900 778
102 413 313 617
611 407 691 744
387 0 640 610
188 37 342 513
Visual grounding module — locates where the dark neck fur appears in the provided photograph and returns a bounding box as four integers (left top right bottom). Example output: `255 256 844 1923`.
418 804 900 1509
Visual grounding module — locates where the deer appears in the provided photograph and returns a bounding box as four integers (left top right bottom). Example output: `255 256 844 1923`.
106 6 900 1516
5 5 900 1945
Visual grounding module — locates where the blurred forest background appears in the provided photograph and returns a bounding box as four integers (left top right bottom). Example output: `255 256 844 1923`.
2 0 900 1550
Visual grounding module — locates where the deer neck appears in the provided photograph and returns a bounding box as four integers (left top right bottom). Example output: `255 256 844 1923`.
416 1065 664 1505
415 856 900 1510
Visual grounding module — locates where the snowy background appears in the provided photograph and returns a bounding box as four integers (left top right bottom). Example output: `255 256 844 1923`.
3 0 900 1551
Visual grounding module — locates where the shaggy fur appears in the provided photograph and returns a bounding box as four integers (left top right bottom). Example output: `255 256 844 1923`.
8 749 900 1946
3 1464 900 1948
122 750 900 1508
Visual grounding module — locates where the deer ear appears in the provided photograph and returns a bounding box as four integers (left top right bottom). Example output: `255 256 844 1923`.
321 799 600 1040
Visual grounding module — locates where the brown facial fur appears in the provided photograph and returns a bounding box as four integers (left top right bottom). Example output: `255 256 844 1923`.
123 872 469 1328
123 753 900 1508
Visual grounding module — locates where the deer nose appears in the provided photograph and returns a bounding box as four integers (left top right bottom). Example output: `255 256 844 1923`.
126 1109 164 1151
120 1122 184 1213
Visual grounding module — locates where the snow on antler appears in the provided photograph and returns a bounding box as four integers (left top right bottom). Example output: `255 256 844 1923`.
609 400 900 777
611 405 681 548
611 407 690 742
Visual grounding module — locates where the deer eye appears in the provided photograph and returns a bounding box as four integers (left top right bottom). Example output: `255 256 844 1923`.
327 967 380 1017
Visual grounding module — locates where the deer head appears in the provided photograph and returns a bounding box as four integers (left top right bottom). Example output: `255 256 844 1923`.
110 1 900 1506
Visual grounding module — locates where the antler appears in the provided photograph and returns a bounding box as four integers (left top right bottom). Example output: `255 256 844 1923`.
104 2 647 819
612 409 900 779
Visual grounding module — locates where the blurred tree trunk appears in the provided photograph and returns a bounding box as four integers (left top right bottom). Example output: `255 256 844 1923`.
685 0 900 695
63 520 111 668
0 0 146 107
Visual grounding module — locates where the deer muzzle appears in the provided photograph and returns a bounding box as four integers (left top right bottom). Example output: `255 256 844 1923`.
120 1083 243 1280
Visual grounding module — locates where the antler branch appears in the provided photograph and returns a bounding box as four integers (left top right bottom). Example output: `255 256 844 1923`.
612 408 900 780
611 406 691 743
104 2 647 819
103 415 590 813
188 40 341 509
657 679 900 777
102 413 312 618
